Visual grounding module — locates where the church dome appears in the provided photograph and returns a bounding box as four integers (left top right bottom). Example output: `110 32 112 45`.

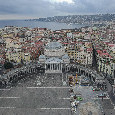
39 55 46 59
45 42 63 50
62 54 69 59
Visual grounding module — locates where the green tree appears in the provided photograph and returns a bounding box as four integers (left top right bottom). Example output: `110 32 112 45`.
4 62 14 69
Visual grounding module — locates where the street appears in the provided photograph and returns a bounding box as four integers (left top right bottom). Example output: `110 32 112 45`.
72 85 102 115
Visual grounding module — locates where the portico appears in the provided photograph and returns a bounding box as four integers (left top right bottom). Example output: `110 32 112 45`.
45 57 62 73
39 41 70 74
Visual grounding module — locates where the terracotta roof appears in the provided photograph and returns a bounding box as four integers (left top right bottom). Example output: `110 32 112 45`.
97 50 112 59
87 48 93 51
62 42 69 44
108 44 115 47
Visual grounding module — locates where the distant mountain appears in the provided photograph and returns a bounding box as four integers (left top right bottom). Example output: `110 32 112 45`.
25 14 115 24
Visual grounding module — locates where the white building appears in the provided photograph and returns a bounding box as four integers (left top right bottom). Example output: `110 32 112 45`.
39 42 70 73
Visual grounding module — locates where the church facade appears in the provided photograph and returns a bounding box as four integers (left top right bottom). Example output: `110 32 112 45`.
39 42 70 73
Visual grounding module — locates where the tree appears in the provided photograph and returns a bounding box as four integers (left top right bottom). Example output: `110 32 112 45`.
4 62 14 69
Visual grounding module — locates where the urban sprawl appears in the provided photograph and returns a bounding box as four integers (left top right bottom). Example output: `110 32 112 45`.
0 21 115 115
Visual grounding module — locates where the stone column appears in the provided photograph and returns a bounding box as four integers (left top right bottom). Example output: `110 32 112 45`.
78 68 79 73
48 64 50 70
34 68 35 73
57 64 58 70
50 63 51 70
51 63 52 70
51 64 52 70
59 63 61 70
54 64 56 70
83 71 85 76
45 64 46 70
61 63 62 71
67 66 68 71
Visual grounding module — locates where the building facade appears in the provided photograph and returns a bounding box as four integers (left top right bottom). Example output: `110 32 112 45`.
39 42 70 73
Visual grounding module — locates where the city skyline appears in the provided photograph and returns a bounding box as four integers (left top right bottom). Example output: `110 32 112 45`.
0 0 115 115
0 0 115 19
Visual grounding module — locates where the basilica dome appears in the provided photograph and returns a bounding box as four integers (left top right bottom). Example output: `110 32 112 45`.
45 42 63 50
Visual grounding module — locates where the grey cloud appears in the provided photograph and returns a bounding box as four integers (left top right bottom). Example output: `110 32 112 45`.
0 0 57 17
54 0 115 14
0 0 114 19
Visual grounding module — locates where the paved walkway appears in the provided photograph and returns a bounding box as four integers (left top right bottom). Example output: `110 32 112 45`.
0 73 71 115
72 85 102 115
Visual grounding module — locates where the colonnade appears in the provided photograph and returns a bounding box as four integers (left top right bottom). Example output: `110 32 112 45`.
69 65 103 84
0 63 105 87
45 63 62 71
0 65 41 86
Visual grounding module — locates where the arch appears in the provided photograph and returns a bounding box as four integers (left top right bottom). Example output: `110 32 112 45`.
0 81 3 87
86 72 88 77
93 77 95 82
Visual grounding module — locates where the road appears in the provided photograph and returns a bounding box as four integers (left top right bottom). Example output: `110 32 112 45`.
97 78 115 115
105 78 115 105
72 85 102 115
0 73 71 115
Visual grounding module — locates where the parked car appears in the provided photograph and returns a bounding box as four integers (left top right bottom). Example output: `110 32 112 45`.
81 82 89 86
97 93 107 98
77 96 83 101
92 87 100 91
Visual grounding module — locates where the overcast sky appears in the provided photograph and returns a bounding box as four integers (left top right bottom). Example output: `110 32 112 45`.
0 0 115 19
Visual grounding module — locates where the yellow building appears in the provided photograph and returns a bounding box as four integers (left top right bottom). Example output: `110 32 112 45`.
6 51 22 63
6 51 30 63
66 43 77 61
22 53 31 62
2 33 14 38
67 50 77 61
